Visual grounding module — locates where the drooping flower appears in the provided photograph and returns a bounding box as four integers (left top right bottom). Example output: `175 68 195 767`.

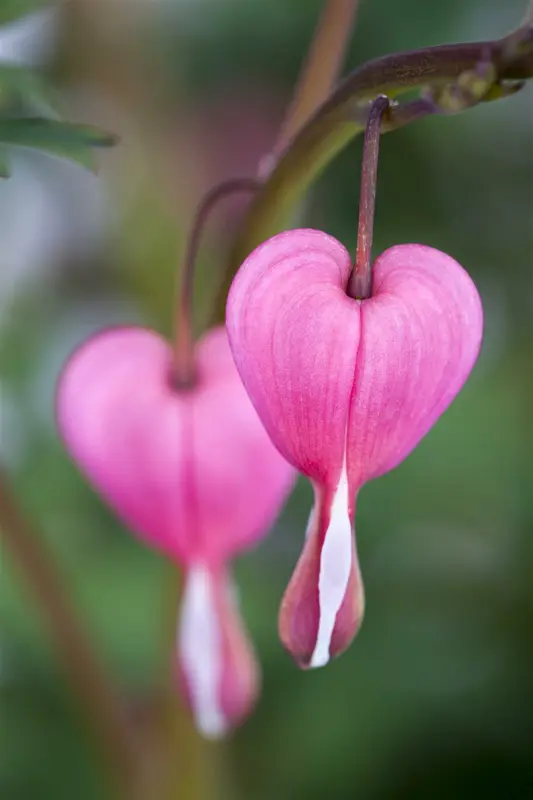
56 325 295 736
226 228 483 669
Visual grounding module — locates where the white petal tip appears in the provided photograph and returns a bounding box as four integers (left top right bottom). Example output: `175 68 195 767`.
178 565 225 742
196 711 228 741
309 649 330 669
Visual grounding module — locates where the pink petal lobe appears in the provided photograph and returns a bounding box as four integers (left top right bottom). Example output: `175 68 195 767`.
227 229 361 487
56 325 294 564
346 244 484 486
177 563 259 738
278 483 364 669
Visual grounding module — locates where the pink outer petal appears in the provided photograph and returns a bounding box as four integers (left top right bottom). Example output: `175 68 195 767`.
228 232 483 494
56 325 295 564
227 229 360 489
347 244 484 486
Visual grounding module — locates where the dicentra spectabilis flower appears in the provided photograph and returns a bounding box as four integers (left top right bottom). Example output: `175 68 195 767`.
56 325 295 736
226 228 483 668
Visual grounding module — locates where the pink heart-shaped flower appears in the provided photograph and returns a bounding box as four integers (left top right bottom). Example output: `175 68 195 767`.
57 324 295 735
227 229 483 668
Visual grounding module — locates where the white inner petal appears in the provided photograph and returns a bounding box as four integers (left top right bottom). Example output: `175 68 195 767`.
309 462 353 669
177 565 227 739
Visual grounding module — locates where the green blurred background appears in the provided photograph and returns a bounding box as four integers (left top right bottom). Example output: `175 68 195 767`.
1 0 533 798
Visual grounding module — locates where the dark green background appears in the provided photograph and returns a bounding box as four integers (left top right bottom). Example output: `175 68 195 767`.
1 0 533 798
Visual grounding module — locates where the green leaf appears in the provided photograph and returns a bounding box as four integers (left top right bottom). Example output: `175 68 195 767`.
0 117 118 171
0 146 11 177
0 0 50 26
0 65 63 118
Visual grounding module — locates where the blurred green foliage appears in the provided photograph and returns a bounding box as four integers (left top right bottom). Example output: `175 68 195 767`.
1 1 533 799
0 64 62 117
0 9 115 174
0 117 117 174
0 0 51 26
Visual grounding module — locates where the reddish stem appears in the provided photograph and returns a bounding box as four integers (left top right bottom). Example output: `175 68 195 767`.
172 178 262 388
348 95 392 300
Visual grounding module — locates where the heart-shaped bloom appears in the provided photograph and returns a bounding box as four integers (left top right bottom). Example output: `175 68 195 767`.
56 325 295 736
226 229 483 669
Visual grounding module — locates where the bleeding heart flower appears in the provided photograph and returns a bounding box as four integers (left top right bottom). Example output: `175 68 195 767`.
56 325 295 737
226 228 483 669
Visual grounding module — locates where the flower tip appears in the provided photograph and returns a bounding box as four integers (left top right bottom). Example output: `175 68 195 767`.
278 493 365 670
177 564 259 739
290 647 330 671
280 587 364 670
195 710 228 741
308 648 330 670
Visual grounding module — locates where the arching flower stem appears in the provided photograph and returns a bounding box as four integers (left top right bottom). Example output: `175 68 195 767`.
172 179 262 389
347 94 390 300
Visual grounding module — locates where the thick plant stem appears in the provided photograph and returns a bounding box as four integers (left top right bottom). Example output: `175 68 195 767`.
172 178 261 388
271 0 360 160
347 94 390 299
0 468 142 800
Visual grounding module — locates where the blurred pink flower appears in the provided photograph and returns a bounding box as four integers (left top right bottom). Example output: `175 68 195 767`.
227 229 483 669
56 325 295 736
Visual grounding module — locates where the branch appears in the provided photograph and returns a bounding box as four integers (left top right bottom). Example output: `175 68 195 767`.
211 24 533 319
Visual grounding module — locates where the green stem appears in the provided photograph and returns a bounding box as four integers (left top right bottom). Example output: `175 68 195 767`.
0 468 143 799
271 0 361 161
